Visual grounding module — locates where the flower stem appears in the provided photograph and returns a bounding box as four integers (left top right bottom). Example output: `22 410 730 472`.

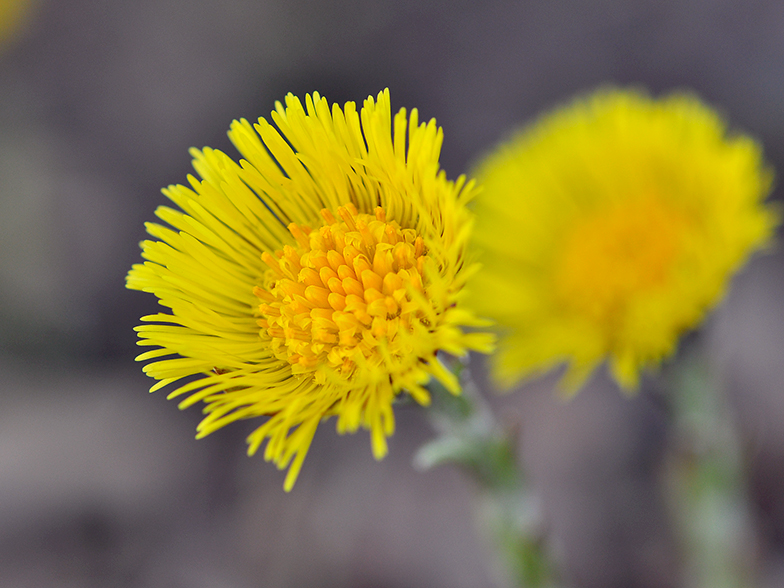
415 360 559 588
664 344 756 588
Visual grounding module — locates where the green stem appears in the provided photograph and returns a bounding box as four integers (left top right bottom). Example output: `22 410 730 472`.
664 344 756 588
415 360 559 588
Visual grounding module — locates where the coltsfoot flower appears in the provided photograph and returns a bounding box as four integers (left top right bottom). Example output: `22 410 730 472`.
127 90 493 490
0 0 34 50
469 88 777 392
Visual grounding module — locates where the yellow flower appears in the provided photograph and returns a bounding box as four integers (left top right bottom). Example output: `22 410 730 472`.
0 0 35 51
469 88 777 392
126 89 493 490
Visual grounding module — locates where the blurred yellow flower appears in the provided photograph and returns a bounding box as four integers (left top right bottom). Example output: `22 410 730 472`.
470 88 777 392
0 0 35 51
127 89 493 490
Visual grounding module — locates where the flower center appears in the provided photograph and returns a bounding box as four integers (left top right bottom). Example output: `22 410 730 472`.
254 203 429 384
553 195 687 326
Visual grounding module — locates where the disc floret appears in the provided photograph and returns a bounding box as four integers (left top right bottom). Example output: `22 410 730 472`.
256 203 433 387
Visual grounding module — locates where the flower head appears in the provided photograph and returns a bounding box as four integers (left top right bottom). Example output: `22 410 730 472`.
0 0 35 51
127 90 493 490
469 88 777 392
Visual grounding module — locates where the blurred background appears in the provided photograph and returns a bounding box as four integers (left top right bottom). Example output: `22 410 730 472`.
2 1 784 587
